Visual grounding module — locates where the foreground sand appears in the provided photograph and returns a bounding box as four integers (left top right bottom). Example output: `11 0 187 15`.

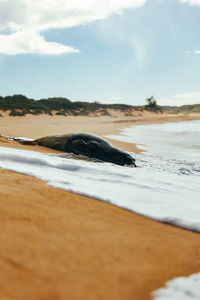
1 168 200 300
0 112 200 300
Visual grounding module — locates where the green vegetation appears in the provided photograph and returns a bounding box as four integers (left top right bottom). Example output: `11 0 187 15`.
162 104 200 114
145 96 163 112
0 94 199 117
0 94 138 117
9 109 26 116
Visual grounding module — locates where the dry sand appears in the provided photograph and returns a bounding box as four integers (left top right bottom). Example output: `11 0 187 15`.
0 111 200 300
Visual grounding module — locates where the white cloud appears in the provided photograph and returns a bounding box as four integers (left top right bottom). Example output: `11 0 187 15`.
0 0 146 55
0 30 79 55
1 0 199 56
184 50 200 57
178 0 200 5
159 92 200 106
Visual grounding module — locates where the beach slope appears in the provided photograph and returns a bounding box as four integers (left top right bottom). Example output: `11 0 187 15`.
1 168 200 300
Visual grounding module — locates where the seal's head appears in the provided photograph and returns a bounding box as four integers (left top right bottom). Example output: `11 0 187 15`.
106 147 136 167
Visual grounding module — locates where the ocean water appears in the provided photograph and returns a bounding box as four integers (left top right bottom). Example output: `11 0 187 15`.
0 120 200 299
108 120 200 300
108 120 200 160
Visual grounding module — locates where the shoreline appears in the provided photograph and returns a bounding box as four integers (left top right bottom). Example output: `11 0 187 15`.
1 111 200 153
0 112 200 299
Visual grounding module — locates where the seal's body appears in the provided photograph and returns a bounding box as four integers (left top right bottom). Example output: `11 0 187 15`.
21 133 136 166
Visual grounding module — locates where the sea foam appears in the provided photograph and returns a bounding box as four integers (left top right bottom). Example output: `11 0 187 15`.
152 273 200 300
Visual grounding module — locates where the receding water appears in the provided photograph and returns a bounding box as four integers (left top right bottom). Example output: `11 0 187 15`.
108 120 200 300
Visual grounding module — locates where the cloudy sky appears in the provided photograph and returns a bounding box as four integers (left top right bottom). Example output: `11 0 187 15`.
0 0 200 106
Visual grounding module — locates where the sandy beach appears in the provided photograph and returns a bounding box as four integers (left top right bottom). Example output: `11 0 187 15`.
1 111 200 300
1 110 200 152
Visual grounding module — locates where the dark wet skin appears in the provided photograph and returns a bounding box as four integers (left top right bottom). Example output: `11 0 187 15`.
23 133 136 167
63 134 136 167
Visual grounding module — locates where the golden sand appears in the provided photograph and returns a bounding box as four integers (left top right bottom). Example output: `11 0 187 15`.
0 111 200 300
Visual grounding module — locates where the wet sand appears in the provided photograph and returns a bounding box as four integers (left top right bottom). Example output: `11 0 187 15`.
0 111 200 300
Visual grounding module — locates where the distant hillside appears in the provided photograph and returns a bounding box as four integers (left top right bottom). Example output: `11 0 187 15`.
0 94 200 117
0 94 142 117
163 104 200 114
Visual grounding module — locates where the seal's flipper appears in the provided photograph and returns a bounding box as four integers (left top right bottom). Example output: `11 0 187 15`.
12 137 37 145
19 140 37 145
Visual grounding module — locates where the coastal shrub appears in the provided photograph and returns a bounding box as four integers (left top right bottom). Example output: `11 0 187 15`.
9 109 26 116
44 111 53 116
29 110 40 115
145 96 163 112
99 108 110 116
125 112 133 116
3 93 200 116
55 111 67 116
79 110 90 116
191 107 200 113
0 93 152 116
71 111 80 116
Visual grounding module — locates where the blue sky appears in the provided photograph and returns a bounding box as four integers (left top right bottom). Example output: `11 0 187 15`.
0 0 200 106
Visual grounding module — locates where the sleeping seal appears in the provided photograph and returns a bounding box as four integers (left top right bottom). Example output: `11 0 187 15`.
19 133 136 167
